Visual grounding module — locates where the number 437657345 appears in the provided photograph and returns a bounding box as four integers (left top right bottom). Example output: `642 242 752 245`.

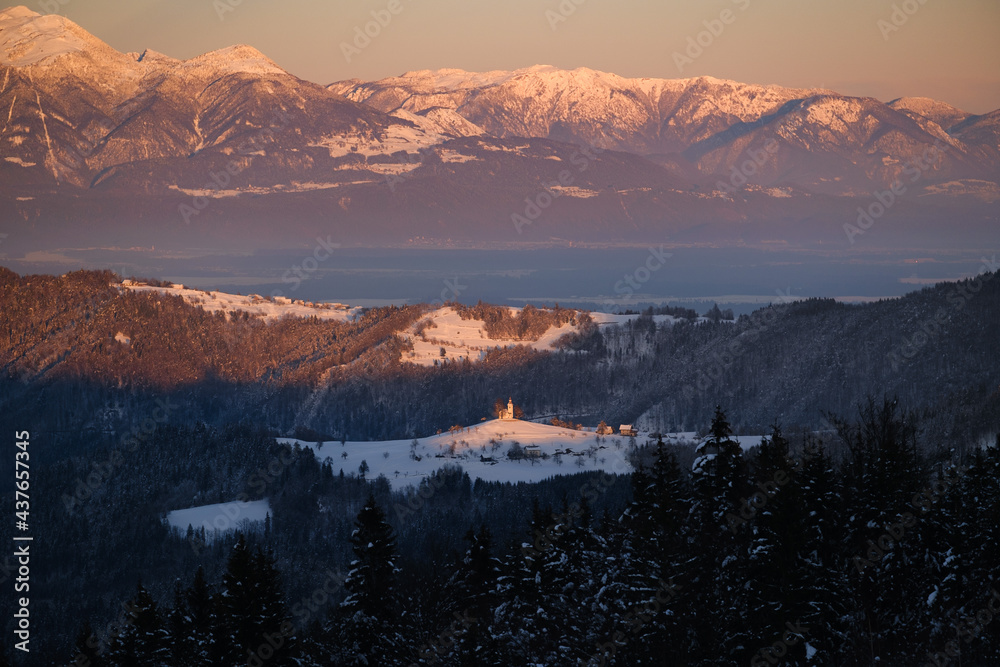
15 435 29 524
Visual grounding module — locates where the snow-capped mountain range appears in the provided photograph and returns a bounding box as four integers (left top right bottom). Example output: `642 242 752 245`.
1 5 997 251
330 66 1000 194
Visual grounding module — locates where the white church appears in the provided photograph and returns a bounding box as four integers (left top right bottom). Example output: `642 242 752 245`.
499 397 517 420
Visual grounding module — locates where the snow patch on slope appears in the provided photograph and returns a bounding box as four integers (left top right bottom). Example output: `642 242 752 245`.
921 179 1000 201
403 307 579 366
309 107 483 160
167 180 375 198
122 281 360 321
310 119 440 158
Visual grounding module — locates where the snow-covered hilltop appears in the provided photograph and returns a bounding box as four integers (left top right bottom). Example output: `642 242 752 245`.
278 415 767 491
279 417 640 489
403 306 577 365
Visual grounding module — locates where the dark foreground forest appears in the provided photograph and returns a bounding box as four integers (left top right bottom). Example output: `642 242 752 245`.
0 402 997 665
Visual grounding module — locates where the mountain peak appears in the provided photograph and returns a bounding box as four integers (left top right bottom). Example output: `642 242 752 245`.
1 10 285 76
0 5 38 19
0 4 93 66
888 96 971 129
181 43 286 76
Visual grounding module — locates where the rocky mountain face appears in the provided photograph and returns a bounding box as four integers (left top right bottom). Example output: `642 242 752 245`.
0 6 997 251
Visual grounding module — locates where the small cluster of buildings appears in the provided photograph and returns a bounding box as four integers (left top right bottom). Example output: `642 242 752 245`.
499 398 638 436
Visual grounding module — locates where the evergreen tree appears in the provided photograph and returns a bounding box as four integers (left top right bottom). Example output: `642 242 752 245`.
838 398 932 663
165 581 194 667
439 526 504 665
217 535 256 663
789 436 852 664
184 566 217 665
217 534 293 665
615 437 691 664
336 494 404 664
251 547 294 664
493 498 574 664
927 447 1000 665
688 406 751 662
104 580 169 666
342 494 400 619
744 425 799 660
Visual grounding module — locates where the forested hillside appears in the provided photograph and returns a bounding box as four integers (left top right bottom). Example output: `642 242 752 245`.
2 266 998 447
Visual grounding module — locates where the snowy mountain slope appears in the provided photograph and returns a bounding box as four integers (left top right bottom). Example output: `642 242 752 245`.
0 6 706 243
888 97 972 130
0 6 496 190
332 66 1000 194
0 5 95 66
0 6 997 250
330 66 828 155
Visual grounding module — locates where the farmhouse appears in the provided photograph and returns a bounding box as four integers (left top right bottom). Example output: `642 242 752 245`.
619 424 638 437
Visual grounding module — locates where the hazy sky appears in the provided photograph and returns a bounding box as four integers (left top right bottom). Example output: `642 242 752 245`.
43 0 1000 112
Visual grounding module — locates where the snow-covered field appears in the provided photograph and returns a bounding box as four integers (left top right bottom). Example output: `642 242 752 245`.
278 420 766 491
402 307 579 366
279 419 638 489
121 281 360 322
165 499 271 538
